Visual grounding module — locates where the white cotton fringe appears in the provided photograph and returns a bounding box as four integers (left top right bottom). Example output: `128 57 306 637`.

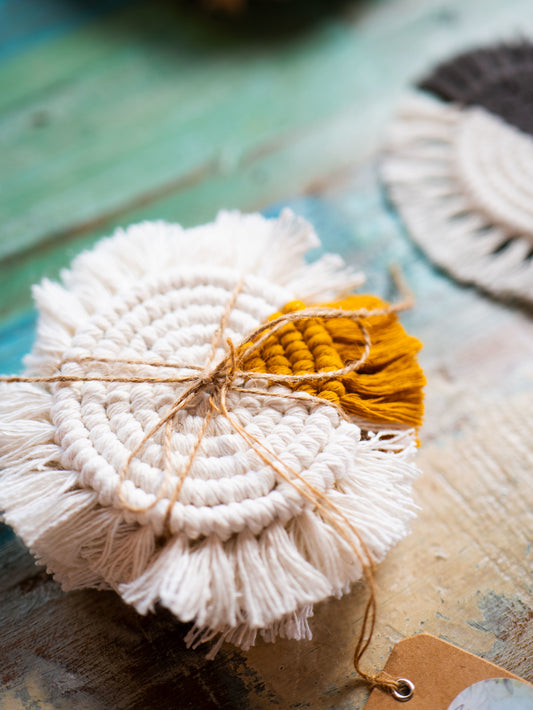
0 209 420 655
0 382 419 652
382 93 533 305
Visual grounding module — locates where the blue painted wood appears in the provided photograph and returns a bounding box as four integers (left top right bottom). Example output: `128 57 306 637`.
0 311 36 374
0 0 133 60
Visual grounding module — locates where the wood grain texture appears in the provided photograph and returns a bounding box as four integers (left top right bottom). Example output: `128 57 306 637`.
2 0 533 321
1 0 532 708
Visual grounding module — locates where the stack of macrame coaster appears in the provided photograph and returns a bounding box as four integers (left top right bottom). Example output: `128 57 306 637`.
0 210 424 656
382 41 533 305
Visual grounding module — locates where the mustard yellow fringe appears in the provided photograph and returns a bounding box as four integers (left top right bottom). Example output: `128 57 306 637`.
243 295 425 429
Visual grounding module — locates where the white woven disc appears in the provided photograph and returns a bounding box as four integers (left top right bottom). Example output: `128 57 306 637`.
382 93 533 304
0 210 420 653
54 266 365 541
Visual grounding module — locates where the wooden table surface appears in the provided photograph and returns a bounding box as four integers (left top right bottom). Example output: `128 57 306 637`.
1 1 532 708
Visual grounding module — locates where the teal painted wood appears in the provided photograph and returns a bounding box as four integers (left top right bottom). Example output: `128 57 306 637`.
0 0 132 61
1 0 533 317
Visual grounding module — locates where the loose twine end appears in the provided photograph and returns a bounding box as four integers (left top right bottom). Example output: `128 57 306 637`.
0 271 417 694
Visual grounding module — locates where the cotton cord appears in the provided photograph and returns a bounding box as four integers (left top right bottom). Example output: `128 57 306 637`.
0 211 423 672
0 297 404 508
0 282 414 694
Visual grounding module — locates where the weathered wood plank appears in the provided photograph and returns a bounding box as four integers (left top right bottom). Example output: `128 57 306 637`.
1 0 533 264
1 0 533 707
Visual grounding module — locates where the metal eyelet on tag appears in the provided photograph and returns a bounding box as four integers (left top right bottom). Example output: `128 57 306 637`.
365 634 532 709
392 678 415 702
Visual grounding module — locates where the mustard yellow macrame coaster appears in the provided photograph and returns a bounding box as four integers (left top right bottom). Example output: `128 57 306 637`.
0 209 424 660
244 295 424 429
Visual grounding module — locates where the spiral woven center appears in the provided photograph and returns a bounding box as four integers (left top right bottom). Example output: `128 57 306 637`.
456 108 533 239
50 267 359 540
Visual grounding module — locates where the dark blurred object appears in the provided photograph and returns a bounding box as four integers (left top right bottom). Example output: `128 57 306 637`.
197 0 351 22
419 41 533 137
203 0 246 13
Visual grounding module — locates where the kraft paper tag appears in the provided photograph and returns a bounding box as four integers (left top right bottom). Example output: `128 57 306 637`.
365 633 531 709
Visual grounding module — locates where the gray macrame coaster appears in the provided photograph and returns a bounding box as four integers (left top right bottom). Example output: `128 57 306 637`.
382 41 533 306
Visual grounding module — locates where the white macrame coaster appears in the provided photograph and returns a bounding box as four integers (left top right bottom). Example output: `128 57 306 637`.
0 209 420 656
382 93 533 304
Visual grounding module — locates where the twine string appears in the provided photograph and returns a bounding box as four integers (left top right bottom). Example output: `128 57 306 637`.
0 278 414 696
215 382 398 691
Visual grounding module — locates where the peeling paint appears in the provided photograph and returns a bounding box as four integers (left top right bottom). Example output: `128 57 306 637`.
472 592 533 682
